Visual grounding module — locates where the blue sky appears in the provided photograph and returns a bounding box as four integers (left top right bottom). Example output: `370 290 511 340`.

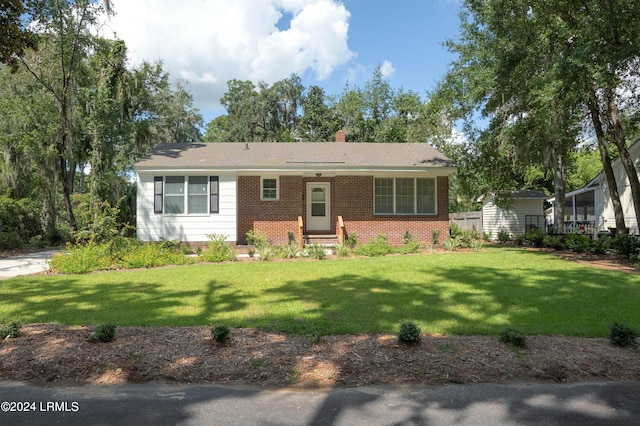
104 0 463 125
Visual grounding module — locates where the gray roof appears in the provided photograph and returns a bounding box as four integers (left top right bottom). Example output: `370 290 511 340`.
135 142 456 171
509 190 549 199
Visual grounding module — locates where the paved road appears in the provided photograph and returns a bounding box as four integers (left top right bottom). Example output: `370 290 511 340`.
0 250 58 279
0 381 638 425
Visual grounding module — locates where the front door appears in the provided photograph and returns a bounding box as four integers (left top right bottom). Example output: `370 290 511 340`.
306 182 330 231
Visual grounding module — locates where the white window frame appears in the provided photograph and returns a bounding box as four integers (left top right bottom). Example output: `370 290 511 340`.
155 175 219 215
261 176 279 201
373 177 437 215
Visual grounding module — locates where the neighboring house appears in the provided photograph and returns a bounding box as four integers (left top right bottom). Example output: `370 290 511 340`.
480 190 548 240
547 139 640 236
134 133 456 246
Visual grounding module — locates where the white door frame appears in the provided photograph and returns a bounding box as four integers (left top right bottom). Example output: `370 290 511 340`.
306 182 331 231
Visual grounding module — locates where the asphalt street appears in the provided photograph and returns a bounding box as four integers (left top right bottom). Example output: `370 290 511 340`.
0 381 639 425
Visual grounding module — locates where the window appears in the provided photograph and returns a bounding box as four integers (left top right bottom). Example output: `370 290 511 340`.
374 177 436 215
156 176 219 215
261 177 278 200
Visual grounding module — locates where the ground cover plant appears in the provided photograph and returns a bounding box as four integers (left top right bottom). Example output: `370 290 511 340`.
2 248 639 337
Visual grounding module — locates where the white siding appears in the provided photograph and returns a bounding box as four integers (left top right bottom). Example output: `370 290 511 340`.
597 141 640 235
482 197 544 240
136 172 237 242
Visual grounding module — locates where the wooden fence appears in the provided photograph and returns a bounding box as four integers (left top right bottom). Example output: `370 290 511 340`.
449 212 483 234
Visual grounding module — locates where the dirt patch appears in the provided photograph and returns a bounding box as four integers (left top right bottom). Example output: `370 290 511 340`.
1 324 639 388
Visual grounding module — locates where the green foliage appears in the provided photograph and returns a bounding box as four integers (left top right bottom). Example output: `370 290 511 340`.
0 197 42 250
543 235 565 251
497 229 510 244
457 230 481 248
608 322 638 347
200 234 236 263
280 243 299 259
0 321 22 339
88 324 117 343
564 233 591 253
210 325 231 343
397 238 421 254
442 237 460 252
305 243 327 260
333 243 351 257
256 244 276 261
50 239 193 274
398 321 421 344
354 233 392 257
72 196 126 245
524 229 545 247
610 235 640 259
470 240 485 252
246 228 268 248
432 229 441 245
343 232 358 249
498 327 526 348
449 223 461 238
402 230 412 244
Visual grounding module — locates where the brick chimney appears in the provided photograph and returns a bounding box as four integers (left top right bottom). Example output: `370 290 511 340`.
335 130 346 142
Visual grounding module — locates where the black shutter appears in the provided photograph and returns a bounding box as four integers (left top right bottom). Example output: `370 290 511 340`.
154 177 163 214
210 176 219 214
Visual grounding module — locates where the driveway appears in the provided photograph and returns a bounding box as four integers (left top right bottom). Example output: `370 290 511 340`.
0 250 58 280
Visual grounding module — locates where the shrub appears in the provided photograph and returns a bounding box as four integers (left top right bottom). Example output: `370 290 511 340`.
88 323 117 343
0 197 42 250
565 233 591 253
589 236 610 255
610 234 640 259
432 229 441 245
246 228 268 248
498 327 526 347
524 229 544 247
450 223 461 238
211 325 231 343
497 228 510 243
257 244 276 261
50 243 113 274
470 240 485 252
0 321 21 339
543 235 565 250
402 230 413 244
397 238 421 254
608 322 638 347
344 232 358 249
458 230 480 248
306 243 327 260
333 243 351 257
398 321 421 344
280 243 299 259
200 233 236 262
442 237 460 252
354 233 392 257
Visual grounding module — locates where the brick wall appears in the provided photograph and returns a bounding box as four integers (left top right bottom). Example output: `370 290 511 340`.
237 175 450 246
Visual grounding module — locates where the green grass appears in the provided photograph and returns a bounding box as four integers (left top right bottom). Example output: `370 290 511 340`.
0 248 638 337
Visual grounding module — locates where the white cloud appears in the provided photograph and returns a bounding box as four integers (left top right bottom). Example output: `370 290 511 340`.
380 60 395 78
102 0 353 113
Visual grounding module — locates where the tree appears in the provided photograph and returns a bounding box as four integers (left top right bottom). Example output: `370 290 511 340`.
0 0 37 70
299 85 338 141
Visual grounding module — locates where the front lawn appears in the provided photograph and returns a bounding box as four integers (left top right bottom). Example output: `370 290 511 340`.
0 248 637 337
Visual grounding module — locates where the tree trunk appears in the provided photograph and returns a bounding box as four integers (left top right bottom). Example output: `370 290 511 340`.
552 144 566 234
604 86 640 233
588 96 626 234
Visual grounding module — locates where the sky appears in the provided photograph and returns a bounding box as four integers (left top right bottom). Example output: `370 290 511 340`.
102 0 463 125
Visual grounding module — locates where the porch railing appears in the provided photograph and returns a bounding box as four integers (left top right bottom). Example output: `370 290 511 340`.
337 216 345 245
297 216 304 250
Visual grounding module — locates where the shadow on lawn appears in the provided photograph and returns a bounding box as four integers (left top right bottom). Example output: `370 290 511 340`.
1 251 638 335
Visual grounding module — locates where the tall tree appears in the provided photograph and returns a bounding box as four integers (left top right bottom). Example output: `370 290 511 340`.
0 0 37 70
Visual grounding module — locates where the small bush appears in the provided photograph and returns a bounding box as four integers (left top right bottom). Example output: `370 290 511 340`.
256 244 276 261
611 234 640 259
246 228 268 248
397 237 421 254
608 322 638 347
200 233 236 262
306 243 327 260
450 223 461 238
524 229 544 247
50 243 113 274
432 229 441 245
211 325 231 343
543 235 565 250
0 321 22 339
280 243 299 259
497 228 510 243
344 232 358 249
470 240 485 252
354 233 392 257
565 233 591 253
398 321 421 344
88 323 117 343
498 327 526 347
333 243 351 257
442 237 460 252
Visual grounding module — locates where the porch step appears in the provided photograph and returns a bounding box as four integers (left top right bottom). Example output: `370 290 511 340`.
304 234 338 245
